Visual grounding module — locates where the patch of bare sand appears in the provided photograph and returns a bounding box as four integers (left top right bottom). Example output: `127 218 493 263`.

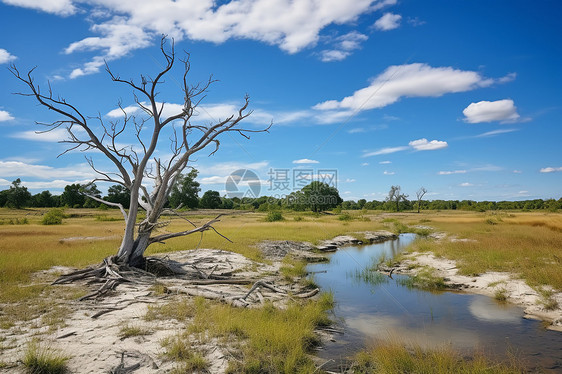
0 248 315 373
397 251 562 332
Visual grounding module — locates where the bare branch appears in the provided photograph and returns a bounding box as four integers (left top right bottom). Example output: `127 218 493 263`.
149 214 230 244
83 193 128 221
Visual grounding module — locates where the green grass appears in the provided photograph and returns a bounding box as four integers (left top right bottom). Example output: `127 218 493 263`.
352 340 522 374
279 257 308 281
397 266 447 291
22 339 69 374
494 288 508 302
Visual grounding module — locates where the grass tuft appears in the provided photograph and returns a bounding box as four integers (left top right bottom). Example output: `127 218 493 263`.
398 267 447 291
118 324 152 340
22 339 69 374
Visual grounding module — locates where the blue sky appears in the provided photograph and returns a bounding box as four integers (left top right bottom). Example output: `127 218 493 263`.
0 0 560 201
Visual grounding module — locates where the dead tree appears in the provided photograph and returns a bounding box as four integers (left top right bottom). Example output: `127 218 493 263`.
415 187 427 213
10 37 270 289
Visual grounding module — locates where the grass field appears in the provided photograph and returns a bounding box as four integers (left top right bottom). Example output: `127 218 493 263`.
1 207 561 301
1 207 560 372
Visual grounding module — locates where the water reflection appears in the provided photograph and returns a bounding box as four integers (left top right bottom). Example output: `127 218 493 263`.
309 234 562 371
469 297 521 324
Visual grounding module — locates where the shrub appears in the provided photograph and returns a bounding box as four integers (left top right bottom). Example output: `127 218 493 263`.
41 209 65 225
338 213 353 221
265 211 284 222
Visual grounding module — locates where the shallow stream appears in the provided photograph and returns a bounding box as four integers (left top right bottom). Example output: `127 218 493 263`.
308 234 562 371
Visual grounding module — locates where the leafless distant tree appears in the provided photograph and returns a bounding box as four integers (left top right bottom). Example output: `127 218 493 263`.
416 187 427 213
386 185 408 212
10 37 270 293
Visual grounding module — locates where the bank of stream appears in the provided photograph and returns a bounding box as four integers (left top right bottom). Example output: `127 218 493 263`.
308 234 562 372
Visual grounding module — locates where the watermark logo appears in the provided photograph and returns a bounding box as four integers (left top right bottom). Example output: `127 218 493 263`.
225 169 261 199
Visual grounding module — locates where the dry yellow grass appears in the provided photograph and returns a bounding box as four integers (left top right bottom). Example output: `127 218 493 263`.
404 211 562 290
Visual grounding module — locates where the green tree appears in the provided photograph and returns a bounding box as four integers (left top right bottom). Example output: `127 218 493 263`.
32 190 57 207
6 178 31 209
106 185 131 209
199 190 222 209
168 169 200 209
61 184 84 208
301 181 342 212
82 184 102 208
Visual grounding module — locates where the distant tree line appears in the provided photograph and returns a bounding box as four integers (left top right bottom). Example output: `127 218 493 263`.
1 176 560 212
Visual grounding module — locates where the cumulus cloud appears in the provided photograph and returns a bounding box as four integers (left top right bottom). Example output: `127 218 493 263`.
462 99 520 123
383 170 395 175
408 138 448 151
379 160 391 164
0 110 15 122
293 159 319 164
459 182 474 187
2 0 75 16
374 12 402 31
14 0 390 77
0 48 17 64
540 166 562 173
319 31 368 62
314 63 493 112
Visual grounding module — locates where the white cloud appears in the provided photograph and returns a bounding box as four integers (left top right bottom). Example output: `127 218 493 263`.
363 146 408 157
25 0 390 77
513 170 522 174
319 31 368 62
361 162 369 166
364 138 447 157
374 12 402 31
462 99 520 123
10 128 69 142
383 170 395 175
3 0 76 15
438 170 467 175
459 182 474 187
293 158 319 164
197 161 269 177
408 138 448 151
0 48 17 64
475 128 517 138
379 160 391 164
0 110 15 122
498 72 517 84
314 63 493 112
106 104 141 118
345 178 356 183
540 166 562 173
106 101 278 126
0 160 95 179
200 175 228 184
